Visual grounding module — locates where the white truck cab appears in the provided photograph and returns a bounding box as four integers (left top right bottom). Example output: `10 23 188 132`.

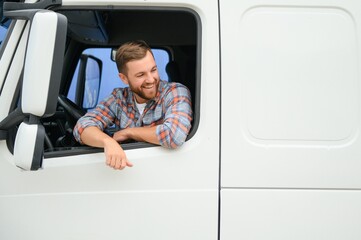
1 0 361 239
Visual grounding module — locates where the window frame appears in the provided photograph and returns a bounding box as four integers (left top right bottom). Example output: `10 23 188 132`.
42 6 201 158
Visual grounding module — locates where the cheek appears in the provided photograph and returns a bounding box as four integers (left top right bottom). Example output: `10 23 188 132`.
128 80 139 90
129 78 143 87
152 71 160 79
134 82 143 89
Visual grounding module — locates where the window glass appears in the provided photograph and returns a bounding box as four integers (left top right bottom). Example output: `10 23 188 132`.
83 57 101 109
67 48 170 109
0 18 11 47
0 25 8 47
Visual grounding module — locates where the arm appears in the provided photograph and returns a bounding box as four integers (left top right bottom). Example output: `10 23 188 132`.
73 92 118 144
113 126 159 145
156 84 193 148
114 84 192 148
81 126 133 170
73 90 132 170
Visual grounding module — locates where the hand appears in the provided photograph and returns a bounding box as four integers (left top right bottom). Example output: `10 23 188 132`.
112 126 160 145
103 138 133 170
113 128 131 142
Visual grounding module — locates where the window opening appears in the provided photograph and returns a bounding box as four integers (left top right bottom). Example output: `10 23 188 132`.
41 8 200 157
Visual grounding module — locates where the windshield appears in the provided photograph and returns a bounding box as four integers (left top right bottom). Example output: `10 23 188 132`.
0 21 8 47
0 0 8 47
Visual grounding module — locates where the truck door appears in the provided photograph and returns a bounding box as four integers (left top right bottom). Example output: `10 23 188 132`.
221 1 361 239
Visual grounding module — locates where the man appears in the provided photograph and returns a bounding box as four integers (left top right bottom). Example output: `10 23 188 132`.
73 40 193 170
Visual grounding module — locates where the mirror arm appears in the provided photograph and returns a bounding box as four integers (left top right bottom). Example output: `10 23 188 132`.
0 129 7 140
0 108 25 140
0 107 25 130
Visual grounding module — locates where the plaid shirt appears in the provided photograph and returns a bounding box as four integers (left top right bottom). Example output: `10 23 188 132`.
73 81 193 148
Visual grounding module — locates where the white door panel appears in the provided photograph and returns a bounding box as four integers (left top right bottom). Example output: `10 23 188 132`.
0 191 218 240
221 0 361 189
221 189 361 240
0 141 218 195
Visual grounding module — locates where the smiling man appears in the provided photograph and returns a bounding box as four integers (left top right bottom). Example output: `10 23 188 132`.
73 40 193 170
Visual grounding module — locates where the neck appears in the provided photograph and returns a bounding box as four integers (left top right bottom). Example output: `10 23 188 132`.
134 94 148 104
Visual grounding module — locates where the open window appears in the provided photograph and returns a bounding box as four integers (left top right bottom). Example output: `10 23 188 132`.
1 5 201 159
39 7 200 158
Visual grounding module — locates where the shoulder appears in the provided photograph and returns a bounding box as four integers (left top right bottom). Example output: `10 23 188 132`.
100 87 132 106
158 81 192 108
160 81 190 98
109 87 133 102
111 87 131 99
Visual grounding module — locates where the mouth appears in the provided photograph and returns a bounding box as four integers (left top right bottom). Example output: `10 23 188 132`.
142 84 155 90
143 85 154 89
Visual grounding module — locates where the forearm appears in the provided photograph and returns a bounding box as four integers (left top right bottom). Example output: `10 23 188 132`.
73 93 118 143
114 126 160 145
80 126 116 148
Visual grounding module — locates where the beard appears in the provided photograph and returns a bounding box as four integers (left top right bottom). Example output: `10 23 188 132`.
129 77 160 103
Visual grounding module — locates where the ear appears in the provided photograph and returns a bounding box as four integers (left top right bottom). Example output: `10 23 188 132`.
119 73 129 85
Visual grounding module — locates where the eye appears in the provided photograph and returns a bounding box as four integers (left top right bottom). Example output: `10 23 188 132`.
136 73 144 78
151 67 157 72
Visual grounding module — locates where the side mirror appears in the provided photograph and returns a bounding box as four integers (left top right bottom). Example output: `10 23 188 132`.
2 9 67 170
75 54 102 109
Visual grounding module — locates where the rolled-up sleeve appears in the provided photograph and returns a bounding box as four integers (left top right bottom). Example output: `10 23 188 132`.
156 84 193 148
73 94 117 143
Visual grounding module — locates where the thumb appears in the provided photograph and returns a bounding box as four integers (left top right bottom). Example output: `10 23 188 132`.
126 160 134 167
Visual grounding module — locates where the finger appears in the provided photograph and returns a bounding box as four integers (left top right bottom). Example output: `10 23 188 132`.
110 156 118 168
126 160 133 167
114 157 122 169
105 151 116 167
106 155 111 166
119 156 127 170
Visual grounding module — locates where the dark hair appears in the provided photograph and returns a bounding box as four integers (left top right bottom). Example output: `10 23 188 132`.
115 40 153 74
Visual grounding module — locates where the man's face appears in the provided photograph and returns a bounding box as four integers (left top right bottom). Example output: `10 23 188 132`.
119 51 160 104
